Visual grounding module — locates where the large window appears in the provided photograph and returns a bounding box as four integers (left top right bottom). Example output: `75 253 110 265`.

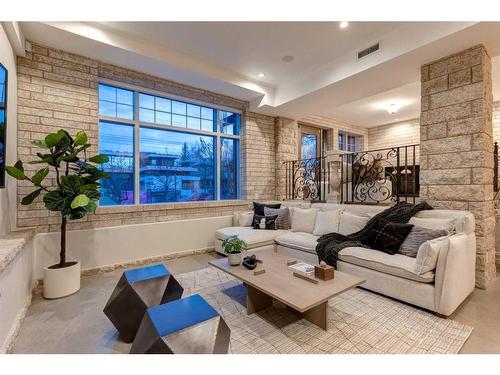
98 83 240 206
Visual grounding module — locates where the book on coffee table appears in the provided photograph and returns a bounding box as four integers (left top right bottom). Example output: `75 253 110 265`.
287 262 315 276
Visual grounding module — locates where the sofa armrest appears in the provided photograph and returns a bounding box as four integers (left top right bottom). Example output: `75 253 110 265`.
434 233 476 316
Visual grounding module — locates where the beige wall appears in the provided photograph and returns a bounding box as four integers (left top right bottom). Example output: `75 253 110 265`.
16 42 257 233
0 24 18 236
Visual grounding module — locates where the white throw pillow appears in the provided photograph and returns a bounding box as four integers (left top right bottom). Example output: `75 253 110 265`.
313 209 343 236
409 217 456 232
238 211 255 227
338 212 369 235
415 235 450 275
291 208 319 233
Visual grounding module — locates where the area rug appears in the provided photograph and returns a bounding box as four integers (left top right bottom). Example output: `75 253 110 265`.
175 267 473 354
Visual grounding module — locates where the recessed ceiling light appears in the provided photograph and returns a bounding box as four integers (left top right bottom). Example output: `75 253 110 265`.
339 21 349 29
258 73 265 78
282 55 294 63
395 118 400 121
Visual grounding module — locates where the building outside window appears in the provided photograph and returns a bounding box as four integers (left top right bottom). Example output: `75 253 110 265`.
98 83 240 206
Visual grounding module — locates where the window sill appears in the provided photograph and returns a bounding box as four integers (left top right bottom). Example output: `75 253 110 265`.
96 199 251 214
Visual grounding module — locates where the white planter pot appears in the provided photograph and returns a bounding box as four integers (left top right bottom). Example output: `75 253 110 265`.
43 261 81 299
227 253 242 266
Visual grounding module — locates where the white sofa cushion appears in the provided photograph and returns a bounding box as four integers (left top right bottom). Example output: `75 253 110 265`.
275 232 319 254
409 217 456 232
313 209 343 236
338 247 435 283
338 212 369 235
216 227 287 249
413 209 475 234
416 235 451 275
291 208 319 233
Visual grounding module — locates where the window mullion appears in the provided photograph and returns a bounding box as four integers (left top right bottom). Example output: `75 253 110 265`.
134 92 140 205
216 111 221 201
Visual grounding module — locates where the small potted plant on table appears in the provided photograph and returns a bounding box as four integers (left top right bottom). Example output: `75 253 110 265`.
222 235 244 266
6 129 109 299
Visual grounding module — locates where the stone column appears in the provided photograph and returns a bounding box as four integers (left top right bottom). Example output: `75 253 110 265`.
275 117 298 201
420 45 496 289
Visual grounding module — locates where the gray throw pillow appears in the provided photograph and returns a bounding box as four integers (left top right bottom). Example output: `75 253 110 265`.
398 226 449 258
264 206 290 230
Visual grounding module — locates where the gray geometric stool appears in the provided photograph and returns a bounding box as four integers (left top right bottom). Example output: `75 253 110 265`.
130 294 230 354
103 264 183 343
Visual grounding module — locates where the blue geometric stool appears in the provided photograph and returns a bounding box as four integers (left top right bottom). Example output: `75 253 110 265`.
130 294 231 354
103 264 183 343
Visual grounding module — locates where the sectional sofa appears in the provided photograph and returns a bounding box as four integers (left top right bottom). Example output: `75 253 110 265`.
215 201 476 317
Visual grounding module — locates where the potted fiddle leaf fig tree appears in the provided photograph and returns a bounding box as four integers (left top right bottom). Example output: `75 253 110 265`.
6 129 109 299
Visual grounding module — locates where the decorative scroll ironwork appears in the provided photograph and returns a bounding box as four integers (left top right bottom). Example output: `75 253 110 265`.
340 144 419 205
283 157 326 202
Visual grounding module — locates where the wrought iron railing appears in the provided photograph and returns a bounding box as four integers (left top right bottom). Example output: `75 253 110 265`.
340 144 420 204
282 156 328 202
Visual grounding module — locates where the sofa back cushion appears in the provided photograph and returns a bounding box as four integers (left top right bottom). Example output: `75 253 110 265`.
338 212 369 235
291 208 319 233
413 209 475 234
313 209 343 236
253 202 281 216
409 217 456 232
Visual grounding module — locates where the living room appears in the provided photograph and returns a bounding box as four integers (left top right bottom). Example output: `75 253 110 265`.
1 1 500 373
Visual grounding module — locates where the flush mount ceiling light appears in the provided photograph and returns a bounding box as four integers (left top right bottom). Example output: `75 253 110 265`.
387 103 403 114
282 55 294 63
339 21 349 29
258 73 265 78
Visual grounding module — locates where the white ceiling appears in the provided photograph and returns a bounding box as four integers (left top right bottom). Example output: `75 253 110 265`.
99 22 399 87
17 21 500 128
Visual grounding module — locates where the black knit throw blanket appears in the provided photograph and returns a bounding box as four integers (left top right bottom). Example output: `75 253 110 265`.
316 201 433 268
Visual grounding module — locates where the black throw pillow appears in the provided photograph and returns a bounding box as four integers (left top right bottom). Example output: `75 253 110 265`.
252 214 278 230
361 220 414 255
253 202 281 216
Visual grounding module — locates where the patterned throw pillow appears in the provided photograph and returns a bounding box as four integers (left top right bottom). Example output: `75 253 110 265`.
398 226 449 258
252 214 278 230
264 206 290 229
361 220 414 255
253 202 281 216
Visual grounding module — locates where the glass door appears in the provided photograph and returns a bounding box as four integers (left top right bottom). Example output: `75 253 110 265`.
299 125 322 160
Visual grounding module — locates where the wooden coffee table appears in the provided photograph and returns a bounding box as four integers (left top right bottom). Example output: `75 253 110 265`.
209 249 365 330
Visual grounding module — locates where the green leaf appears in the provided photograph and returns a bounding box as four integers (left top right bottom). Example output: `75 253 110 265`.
71 194 90 209
83 200 97 214
5 166 26 180
31 139 49 148
21 189 42 205
79 184 98 192
74 131 88 146
89 154 109 164
60 175 80 195
68 208 87 220
31 167 49 186
14 160 24 172
45 132 64 148
84 189 100 200
43 190 66 211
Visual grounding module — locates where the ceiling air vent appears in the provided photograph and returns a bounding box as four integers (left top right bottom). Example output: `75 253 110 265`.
357 42 380 60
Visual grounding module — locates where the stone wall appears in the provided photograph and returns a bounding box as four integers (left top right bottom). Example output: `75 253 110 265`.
420 45 495 289
16 42 257 233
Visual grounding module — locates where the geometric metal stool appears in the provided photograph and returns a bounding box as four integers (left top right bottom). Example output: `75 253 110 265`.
103 264 183 343
130 294 231 354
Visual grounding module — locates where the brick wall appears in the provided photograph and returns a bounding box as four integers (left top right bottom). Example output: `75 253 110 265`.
241 112 276 201
16 42 258 233
420 44 495 289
